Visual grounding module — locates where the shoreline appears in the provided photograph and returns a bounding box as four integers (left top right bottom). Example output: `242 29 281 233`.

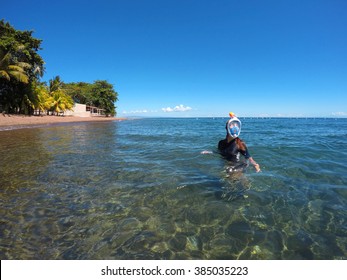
0 114 126 131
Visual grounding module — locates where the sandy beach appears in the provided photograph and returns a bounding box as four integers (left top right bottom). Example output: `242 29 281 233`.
0 114 125 131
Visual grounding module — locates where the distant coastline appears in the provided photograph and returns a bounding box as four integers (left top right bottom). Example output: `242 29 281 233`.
0 114 126 131
1 115 344 132
119 115 346 119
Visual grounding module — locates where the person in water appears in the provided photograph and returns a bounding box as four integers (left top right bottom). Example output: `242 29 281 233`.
218 112 261 173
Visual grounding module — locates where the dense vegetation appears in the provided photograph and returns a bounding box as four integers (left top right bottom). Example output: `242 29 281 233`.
63 80 118 116
0 20 118 116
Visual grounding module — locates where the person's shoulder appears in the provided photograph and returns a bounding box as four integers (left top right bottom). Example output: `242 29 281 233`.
237 137 248 147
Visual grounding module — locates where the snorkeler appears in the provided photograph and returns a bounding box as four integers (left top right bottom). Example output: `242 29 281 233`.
218 112 261 173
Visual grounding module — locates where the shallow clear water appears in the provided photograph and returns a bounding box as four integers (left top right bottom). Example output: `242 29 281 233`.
0 118 346 259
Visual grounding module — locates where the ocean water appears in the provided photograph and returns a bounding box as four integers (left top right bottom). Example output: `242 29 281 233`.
0 118 346 260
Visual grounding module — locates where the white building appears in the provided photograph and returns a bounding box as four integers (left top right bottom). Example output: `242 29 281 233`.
65 103 105 117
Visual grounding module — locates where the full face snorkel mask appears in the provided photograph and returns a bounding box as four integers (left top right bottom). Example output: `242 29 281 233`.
227 117 241 139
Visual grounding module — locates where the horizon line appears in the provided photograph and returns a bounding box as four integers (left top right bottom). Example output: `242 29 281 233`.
119 115 347 119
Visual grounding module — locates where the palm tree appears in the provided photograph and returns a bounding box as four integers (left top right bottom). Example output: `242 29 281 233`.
47 77 74 115
49 76 64 93
49 90 74 115
0 48 31 84
32 83 51 114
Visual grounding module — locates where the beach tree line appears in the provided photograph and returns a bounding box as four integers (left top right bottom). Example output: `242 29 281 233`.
63 80 118 116
0 20 118 116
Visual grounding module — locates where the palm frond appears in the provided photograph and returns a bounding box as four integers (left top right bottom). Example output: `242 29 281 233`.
16 62 32 69
0 50 30 83
7 70 29 83
7 65 27 72
0 51 11 67
0 70 11 80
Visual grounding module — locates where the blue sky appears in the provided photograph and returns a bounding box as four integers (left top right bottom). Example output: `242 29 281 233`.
3 0 347 117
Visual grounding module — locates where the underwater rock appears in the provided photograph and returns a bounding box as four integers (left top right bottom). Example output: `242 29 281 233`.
58 217 76 232
264 230 285 253
168 233 187 251
110 230 135 249
248 245 275 260
130 207 153 222
310 234 345 259
159 220 176 235
207 235 245 259
249 228 267 245
185 208 204 225
225 221 253 242
151 242 169 254
199 227 215 243
118 217 142 231
145 216 176 235
286 230 314 259
248 191 272 206
186 235 203 251
122 231 157 254
162 249 173 260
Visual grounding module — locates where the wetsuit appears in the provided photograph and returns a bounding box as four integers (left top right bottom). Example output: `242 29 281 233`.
218 138 250 172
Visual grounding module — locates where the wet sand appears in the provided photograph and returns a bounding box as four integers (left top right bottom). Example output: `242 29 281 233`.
0 114 125 131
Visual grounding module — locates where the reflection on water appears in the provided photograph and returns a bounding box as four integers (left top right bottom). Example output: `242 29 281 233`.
0 118 346 259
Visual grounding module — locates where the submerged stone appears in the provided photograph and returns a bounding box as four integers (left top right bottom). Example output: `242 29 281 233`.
186 235 203 251
118 217 142 231
168 233 187 251
225 221 253 242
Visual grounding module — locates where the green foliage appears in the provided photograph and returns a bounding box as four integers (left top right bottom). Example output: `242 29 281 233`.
31 82 51 112
0 20 119 116
0 48 32 83
47 76 74 114
49 90 74 114
0 20 44 81
90 80 118 116
63 82 93 104
64 80 118 116
0 19 45 113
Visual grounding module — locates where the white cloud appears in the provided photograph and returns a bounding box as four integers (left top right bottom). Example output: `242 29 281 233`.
161 107 174 112
122 105 193 115
162 104 192 113
332 112 347 116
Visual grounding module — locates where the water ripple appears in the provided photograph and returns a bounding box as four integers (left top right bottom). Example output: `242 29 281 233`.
0 118 346 259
